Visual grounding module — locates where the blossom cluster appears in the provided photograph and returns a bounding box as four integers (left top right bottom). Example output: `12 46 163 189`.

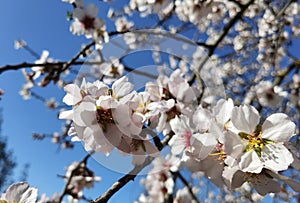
177 98 300 195
63 0 108 49
64 161 101 201
59 67 300 196
10 0 300 201
0 159 100 203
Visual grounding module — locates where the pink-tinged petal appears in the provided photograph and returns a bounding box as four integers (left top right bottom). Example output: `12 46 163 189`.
5 182 29 202
232 105 260 134
262 113 296 142
63 84 82 105
59 110 74 120
261 144 293 172
239 151 263 173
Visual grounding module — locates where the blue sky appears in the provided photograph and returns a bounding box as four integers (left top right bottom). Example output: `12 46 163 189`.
0 0 145 202
1 1 297 202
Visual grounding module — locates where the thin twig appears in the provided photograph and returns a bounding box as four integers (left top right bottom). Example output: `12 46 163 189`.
23 45 40 59
172 171 201 203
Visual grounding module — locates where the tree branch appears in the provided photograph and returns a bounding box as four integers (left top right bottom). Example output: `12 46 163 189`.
172 171 201 203
189 0 255 85
0 61 157 79
91 133 173 203
58 152 94 203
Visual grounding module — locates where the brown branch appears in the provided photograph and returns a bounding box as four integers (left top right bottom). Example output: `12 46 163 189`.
123 65 157 79
172 171 201 203
61 41 95 73
274 59 300 86
207 0 255 56
189 0 255 86
58 152 94 203
91 133 173 203
0 61 157 79
275 0 297 19
142 127 163 150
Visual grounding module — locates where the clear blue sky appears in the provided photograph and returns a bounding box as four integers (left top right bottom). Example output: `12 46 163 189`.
0 0 144 202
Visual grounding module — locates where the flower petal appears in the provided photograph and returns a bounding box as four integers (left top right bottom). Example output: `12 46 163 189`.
112 76 133 98
5 182 29 202
20 187 38 203
86 3 99 18
59 109 74 120
232 105 260 134
63 84 82 105
168 135 185 155
239 151 263 173
261 144 293 172
262 113 296 142
253 175 280 196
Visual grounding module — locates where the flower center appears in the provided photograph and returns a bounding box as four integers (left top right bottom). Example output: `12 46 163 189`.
239 125 272 157
81 15 95 30
209 144 226 161
109 65 120 78
265 88 275 100
96 107 114 132
166 106 180 121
